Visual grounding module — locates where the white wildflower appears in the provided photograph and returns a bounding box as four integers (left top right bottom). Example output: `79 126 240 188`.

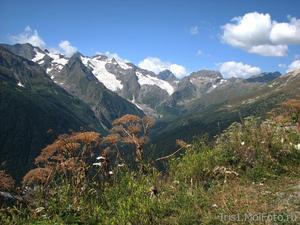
35 207 45 213
97 156 106 160
294 143 300 150
108 171 114 175
241 141 245 146
117 163 125 167
92 162 102 167
211 204 218 208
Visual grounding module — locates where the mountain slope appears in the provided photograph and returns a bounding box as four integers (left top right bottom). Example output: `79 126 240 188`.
0 46 105 180
55 54 144 128
246 71 281 83
0 43 144 126
0 44 176 112
151 70 300 155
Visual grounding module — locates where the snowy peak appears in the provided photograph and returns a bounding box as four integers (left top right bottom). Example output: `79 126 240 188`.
80 55 123 92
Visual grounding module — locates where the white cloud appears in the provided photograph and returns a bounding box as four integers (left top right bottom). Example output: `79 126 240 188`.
270 17 300 44
248 44 287 57
59 40 77 57
287 59 300 72
190 26 199 35
10 26 46 49
221 12 300 57
219 61 261 79
138 57 188 78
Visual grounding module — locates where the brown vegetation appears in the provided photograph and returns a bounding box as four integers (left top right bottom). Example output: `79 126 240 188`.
111 114 155 169
0 170 15 191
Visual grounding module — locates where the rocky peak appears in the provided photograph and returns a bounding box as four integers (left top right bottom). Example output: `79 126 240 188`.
246 71 281 83
190 70 223 79
158 70 178 82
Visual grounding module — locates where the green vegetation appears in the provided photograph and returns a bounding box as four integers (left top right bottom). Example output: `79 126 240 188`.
1 101 300 224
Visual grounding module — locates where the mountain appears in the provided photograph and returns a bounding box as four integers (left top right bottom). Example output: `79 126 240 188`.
55 54 144 128
158 70 178 83
0 44 144 127
151 70 300 155
1 43 174 113
246 71 281 83
79 55 174 111
2 43 298 171
171 70 224 102
0 46 105 180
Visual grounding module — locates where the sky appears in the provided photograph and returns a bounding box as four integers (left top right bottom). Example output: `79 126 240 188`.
1 0 300 78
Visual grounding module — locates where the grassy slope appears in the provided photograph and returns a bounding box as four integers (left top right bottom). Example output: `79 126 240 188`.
1 115 300 224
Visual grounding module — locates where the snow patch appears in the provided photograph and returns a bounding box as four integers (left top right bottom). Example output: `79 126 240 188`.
117 61 132 70
81 56 123 91
45 52 68 74
32 48 45 62
131 95 143 110
17 81 24 87
136 72 174 95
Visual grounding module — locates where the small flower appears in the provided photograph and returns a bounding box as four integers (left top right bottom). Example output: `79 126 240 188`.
117 163 125 167
211 204 218 208
92 162 102 167
35 207 45 213
294 143 300 150
97 156 106 160
108 171 113 175
241 141 245 146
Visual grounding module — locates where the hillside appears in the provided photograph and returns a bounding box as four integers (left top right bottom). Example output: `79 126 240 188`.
0 47 105 180
1 103 300 224
151 70 300 156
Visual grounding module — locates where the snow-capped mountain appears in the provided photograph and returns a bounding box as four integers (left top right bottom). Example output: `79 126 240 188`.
1 43 284 119
79 54 175 110
0 43 143 127
4 44 175 112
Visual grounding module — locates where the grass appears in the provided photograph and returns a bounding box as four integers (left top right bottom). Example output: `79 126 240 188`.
1 115 300 224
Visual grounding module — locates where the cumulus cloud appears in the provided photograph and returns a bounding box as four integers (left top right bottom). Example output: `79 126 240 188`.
10 26 46 49
10 26 77 57
287 59 300 72
270 17 300 44
190 26 199 35
59 40 77 57
138 57 188 78
219 61 261 79
222 12 300 56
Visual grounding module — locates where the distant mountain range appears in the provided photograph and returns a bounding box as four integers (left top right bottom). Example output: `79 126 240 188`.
1 43 299 179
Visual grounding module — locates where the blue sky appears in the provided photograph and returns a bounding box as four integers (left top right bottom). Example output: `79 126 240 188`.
1 0 300 78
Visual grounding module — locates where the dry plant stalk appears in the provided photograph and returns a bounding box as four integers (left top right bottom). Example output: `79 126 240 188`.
22 131 102 187
111 114 155 168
